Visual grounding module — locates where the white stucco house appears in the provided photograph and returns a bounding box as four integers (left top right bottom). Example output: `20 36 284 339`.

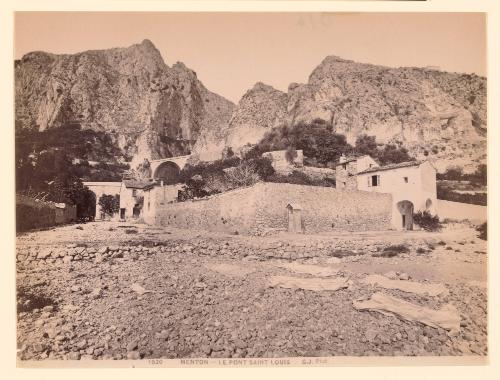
336 155 437 230
118 179 157 220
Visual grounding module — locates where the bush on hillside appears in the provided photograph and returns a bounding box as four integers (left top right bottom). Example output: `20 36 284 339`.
354 134 414 165
266 170 335 187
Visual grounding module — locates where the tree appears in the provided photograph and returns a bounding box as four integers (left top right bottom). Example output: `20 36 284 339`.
354 134 378 157
252 120 353 167
98 194 120 217
246 157 275 180
225 162 260 187
440 166 464 181
285 147 298 164
471 164 487 186
376 144 413 165
178 175 211 201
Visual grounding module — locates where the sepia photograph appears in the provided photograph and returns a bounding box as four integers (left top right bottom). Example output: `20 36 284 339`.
11 10 490 368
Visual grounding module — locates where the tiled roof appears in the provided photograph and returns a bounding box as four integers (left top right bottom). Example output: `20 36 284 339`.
123 179 157 190
336 155 376 165
337 156 360 165
357 160 422 174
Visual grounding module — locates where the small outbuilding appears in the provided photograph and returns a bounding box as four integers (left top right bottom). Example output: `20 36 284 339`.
286 203 303 233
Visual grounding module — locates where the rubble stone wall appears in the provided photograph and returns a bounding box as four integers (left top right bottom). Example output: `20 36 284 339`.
153 183 392 235
16 195 77 232
251 183 392 235
155 186 260 234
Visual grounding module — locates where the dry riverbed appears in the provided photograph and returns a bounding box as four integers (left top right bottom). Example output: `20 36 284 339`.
16 222 487 361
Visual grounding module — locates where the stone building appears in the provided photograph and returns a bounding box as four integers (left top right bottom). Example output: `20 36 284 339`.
262 149 304 174
142 183 184 224
356 160 437 230
334 154 438 230
119 179 156 220
335 155 378 190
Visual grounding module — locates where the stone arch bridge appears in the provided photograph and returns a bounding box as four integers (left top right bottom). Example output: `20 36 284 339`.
150 155 191 185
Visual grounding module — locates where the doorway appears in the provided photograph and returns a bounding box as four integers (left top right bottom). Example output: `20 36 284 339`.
133 204 141 218
286 203 303 233
396 200 414 230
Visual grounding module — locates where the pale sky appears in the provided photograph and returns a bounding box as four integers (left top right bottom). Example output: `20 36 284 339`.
15 12 486 103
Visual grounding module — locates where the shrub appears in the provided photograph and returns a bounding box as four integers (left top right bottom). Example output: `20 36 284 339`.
177 175 212 201
477 222 487 240
266 170 335 187
328 249 363 258
413 211 442 231
373 244 410 258
245 157 275 180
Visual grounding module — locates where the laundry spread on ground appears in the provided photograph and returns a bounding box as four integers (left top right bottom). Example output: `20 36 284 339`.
353 292 461 334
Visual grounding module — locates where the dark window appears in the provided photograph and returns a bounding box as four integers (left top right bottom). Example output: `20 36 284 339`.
132 189 137 197
404 177 408 183
342 163 347 170
371 175 380 187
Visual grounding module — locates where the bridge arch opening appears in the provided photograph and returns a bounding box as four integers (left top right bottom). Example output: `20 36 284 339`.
153 161 181 185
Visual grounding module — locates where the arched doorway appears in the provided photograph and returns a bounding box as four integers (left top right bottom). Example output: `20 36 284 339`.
153 161 181 185
286 203 303 233
396 200 414 230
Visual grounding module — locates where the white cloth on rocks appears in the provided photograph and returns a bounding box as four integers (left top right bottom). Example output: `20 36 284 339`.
353 292 460 333
268 275 349 291
276 262 339 277
361 274 449 296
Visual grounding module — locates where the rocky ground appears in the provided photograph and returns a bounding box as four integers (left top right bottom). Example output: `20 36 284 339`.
16 222 487 361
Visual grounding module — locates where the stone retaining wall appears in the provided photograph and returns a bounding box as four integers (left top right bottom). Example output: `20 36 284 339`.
16 195 77 232
153 183 392 235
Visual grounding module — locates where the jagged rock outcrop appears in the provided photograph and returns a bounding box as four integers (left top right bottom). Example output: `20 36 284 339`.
15 39 235 167
16 43 486 171
196 82 288 161
220 56 486 172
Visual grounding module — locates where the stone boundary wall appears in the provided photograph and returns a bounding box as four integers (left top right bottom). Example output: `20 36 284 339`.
155 186 260 234
437 200 487 224
16 195 77 232
252 183 392 235
153 183 392 235
302 166 336 181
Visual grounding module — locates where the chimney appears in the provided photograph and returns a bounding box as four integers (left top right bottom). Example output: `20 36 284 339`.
339 154 347 164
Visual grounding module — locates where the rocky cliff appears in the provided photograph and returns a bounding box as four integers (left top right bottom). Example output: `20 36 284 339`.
218 56 486 172
16 42 486 172
15 39 235 167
